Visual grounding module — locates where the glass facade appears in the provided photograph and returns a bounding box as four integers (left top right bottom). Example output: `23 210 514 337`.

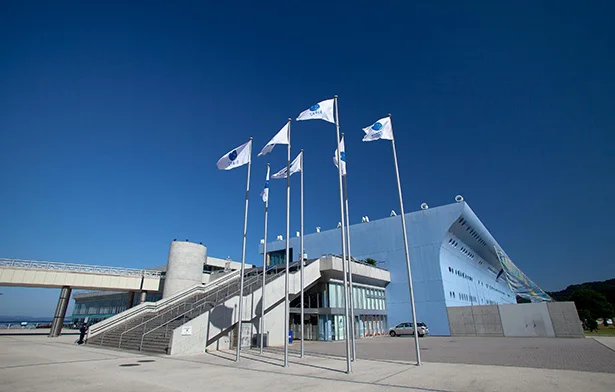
268 249 293 267
71 292 162 325
289 281 388 341
326 282 386 311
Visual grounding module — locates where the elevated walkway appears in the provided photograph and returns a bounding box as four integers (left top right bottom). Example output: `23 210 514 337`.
0 258 162 291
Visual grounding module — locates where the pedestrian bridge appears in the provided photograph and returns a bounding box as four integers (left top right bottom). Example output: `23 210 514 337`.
0 258 163 291
0 258 165 338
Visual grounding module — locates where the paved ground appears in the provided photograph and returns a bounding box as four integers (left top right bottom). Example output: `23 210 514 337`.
593 336 615 352
1 335 615 392
290 335 615 374
0 328 78 336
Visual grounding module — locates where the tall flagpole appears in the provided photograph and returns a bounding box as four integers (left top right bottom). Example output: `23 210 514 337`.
260 163 270 354
389 114 421 366
334 96 352 374
236 137 253 362
284 118 291 368
300 149 305 358
341 134 356 361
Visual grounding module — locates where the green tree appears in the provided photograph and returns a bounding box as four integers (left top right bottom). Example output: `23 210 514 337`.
578 309 598 332
571 289 614 327
365 258 377 266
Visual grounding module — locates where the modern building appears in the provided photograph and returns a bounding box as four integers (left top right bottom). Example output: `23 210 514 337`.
289 256 390 341
264 199 552 336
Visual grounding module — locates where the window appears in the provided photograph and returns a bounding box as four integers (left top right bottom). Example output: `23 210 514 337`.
268 249 293 267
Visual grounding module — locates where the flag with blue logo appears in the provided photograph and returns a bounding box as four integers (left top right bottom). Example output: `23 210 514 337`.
216 140 252 170
258 122 290 157
271 151 302 179
261 165 270 203
296 99 335 124
333 136 347 176
362 116 393 142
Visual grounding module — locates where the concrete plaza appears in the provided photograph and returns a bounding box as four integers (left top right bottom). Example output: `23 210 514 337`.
1 334 614 392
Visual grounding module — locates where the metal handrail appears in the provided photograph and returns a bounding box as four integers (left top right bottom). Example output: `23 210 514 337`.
90 270 241 338
115 271 244 346
0 258 163 278
136 267 285 351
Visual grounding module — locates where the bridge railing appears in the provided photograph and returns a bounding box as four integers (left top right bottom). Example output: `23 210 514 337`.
0 258 163 278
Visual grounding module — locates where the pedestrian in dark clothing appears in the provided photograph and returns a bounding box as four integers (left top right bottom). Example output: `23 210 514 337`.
78 324 88 345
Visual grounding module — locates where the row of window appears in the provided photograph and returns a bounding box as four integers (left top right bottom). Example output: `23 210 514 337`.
73 293 162 316
458 218 488 247
447 291 477 303
327 283 386 311
459 246 475 259
448 291 505 305
485 283 507 296
447 236 484 265
447 266 474 282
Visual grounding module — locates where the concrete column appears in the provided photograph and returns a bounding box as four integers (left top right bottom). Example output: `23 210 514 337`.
49 286 72 338
139 291 147 304
163 241 206 298
126 291 136 309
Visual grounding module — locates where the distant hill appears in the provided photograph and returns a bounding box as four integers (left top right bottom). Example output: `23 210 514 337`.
548 278 615 307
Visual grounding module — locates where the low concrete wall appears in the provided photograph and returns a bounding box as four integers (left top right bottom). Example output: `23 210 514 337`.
499 303 555 337
447 302 583 338
547 302 585 337
448 305 503 337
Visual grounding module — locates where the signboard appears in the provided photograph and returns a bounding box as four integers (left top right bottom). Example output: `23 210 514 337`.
181 326 192 336
240 322 252 348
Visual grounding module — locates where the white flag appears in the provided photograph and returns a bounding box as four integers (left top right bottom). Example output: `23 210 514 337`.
261 165 270 203
272 151 303 179
296 99 335 124
333 136 347 176
362 116 393 142
216 140 252 170
258 122 289 157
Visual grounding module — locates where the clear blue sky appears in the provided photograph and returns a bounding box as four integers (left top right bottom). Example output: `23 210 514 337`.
1 1 613 317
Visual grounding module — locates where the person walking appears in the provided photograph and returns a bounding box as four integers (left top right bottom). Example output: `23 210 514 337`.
78 323 88 345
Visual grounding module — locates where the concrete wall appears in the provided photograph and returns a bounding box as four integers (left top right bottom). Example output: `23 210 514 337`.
169 260 321 355
499 303 555 337
448 305 504 337
547 302 585 337
447 302 584 338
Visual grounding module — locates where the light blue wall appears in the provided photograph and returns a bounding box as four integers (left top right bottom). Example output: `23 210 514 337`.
264 202 516 336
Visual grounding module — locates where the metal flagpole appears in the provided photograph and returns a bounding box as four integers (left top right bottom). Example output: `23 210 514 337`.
236 137 253 362
341 140 356 361
388 114 421 366
260 163 270 354
300 149 305 358
334 96 352 374
284 118 291 368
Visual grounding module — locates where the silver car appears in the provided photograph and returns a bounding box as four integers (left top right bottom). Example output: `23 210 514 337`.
389 322 426 337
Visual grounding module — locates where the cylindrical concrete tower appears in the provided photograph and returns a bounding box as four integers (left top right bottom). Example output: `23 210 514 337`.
162 241 206 298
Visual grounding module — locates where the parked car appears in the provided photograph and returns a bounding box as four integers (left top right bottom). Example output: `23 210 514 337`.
416 322 429 335
389 322 427 337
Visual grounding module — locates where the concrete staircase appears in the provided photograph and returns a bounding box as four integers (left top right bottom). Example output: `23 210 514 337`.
87 266 284 354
